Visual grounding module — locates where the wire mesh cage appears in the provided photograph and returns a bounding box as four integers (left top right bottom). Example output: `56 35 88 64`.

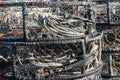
0 0 104 80
95 0 120 78
12 37 103 80
99 26 120 77
23 0 97 41
0 0 96 41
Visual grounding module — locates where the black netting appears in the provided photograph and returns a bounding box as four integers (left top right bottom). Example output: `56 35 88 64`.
0 46 11 64
0 46 13 79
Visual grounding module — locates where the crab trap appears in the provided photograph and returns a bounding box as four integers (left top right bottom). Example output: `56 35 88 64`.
101 26 120 78
95 0 120 78
0 0 104 80
95 0 120 25
0 35 103 80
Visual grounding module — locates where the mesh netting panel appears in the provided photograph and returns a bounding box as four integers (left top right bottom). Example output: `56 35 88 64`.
0 7 23 39
95 0 120 24
112 54 120 76
101 53 120 76
101 25 120 77
0 1 97 41
101 54 109 75
25 2 95 41
0 46 11 62
103 26 120 51
109 1 120 24
0 1 103 80
94 1 108 23
0 46 12 79
13 41 102 80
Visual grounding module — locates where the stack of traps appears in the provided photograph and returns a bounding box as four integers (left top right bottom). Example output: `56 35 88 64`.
0 1 103 80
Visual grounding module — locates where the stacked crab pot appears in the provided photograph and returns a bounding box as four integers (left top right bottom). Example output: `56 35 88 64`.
13 2 103 80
